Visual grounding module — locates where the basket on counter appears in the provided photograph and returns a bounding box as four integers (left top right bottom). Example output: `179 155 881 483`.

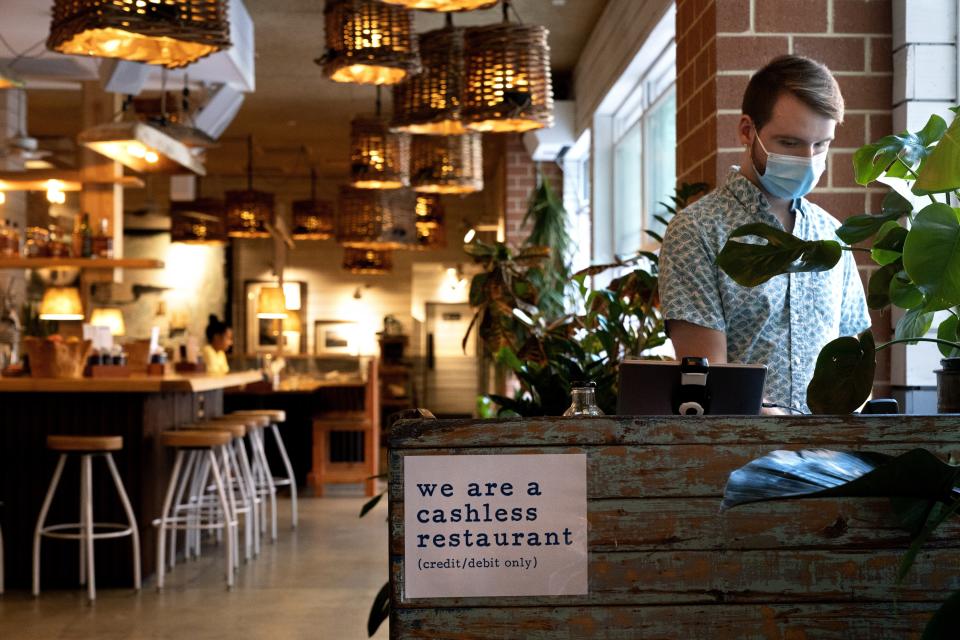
23 337 91 378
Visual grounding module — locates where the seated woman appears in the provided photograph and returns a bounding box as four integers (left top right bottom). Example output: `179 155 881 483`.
203 314 233 375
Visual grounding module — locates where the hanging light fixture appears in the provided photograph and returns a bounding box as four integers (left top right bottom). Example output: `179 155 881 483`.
410 133 483 194
351 89 410 189
170 198 227 244
225 136 274 238
47 0 231 69
336 187 417 249
462 1 554 133
414 194 446 250
256 286 288 319
292 168 335 240
317 0 421 86
39 286 84 321
79 121 206 175
342 248 393 274
378 0 498 11
392 22 466 135
89 307 127 336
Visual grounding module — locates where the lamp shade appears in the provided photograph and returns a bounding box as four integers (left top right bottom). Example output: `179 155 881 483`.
47 0 230 69
378 0 498 11
342 248 393 274
462 23 554 133
291 198 335 240
39 286 84 321
79 121 206 175
336 187 416 249
319 0 420 86
257 286 288 319
170 198 227 244
225 189 274 238
392 26 467 135
414 194 446 250
410 133 483 194
350 116 410 189
90 307 126 336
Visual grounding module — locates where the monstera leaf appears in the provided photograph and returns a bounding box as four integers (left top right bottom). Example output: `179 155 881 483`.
806 330 876 414
716 223 842 287
722 448 960 511
836 191 913 245
902 203 960 311
853 114 947 185
914 107 960 195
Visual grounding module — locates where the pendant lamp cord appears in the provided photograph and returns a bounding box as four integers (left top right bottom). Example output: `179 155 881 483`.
446 13 453 27
160 68 168 125
375 85 382 117
502 0 509 22
246 134 254 191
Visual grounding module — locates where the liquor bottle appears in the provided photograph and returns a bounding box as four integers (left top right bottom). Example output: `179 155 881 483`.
93 218 113 259
80 213 93 258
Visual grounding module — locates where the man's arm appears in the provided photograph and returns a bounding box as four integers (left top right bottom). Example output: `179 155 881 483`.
666 319 727 363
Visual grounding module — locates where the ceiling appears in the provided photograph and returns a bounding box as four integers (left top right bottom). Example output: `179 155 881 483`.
2 0 608 184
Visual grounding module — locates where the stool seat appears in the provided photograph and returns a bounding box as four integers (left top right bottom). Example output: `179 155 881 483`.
195 421 246 439
231 409 286 423
161 430 232 448
47 435 122 452
212 415 260 429
218 414 269 428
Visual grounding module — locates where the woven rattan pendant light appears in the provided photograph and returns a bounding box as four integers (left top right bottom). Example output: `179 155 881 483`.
462 1 554 133
224 136 274 238
414 194 446 250
392 22 466 135
342 248 393 274
410 132 483 194
47 0 230 69
351 87 410 189
379 0 498 11
170 197 227 245
292 168 335 240
336 187 416 249
318 0 420 86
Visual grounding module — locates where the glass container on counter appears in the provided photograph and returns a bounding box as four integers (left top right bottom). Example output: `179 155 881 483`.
563 381 605 417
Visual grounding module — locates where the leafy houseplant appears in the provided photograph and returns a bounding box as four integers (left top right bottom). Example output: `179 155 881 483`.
465 181 708 416
717 108 960 413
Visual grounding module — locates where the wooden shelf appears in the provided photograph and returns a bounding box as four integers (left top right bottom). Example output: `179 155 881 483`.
0 257 164 269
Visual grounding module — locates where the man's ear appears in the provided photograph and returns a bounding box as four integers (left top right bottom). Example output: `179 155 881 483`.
737 115 754 147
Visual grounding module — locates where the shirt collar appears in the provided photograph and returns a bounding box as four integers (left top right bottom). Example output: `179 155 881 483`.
724 166 806 219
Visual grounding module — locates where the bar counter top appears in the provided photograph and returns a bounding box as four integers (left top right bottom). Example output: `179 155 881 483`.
0 369 263 393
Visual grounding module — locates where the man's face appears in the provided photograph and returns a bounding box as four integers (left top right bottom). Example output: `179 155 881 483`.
739 91 837 175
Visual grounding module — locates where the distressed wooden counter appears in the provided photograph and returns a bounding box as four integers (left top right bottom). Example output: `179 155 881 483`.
388 415 960 639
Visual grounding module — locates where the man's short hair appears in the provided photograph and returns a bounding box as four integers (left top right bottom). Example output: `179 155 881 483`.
742 55 844 130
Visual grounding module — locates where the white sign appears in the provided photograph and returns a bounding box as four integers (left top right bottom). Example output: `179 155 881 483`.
403 454 588 599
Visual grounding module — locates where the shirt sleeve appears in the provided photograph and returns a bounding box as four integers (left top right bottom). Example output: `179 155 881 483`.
838 250 871 337
659 211 726 331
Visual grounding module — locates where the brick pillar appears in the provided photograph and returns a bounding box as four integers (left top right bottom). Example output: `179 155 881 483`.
503 134 564 247
676 0 894 393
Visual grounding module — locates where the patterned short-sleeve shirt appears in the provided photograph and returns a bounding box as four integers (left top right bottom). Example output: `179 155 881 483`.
659 168 871 412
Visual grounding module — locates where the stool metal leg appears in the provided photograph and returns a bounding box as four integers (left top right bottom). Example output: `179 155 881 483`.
33 454 66 597
251 429 277 542
235 441 261 556
78 460 86 587
168 450 198 568
270 423 298 529
156 449 185 591
104 453 141 591
81 454 96 601
0 521 4 595
207 449 235 589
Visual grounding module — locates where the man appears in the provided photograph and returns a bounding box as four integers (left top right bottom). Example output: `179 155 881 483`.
659 55 871 413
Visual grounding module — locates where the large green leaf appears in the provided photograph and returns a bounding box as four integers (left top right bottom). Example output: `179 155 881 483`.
806 330 876 414
867 263 899 309
889 271 925 309
895 307 935 341
914 108 960 195
722 447 960 510
854 115 947 185
937 314 960 357
716 223 842 287
871 221 908 266
902 203 960 311
836 191 913 245
367 581 390 637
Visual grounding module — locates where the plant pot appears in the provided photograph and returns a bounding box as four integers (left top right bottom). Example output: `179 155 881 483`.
935 357 960 413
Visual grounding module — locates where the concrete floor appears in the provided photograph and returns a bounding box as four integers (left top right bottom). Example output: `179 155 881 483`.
0 495 390 640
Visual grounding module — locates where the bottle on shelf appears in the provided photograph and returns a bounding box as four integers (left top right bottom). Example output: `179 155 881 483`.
93 218 113 259
79 212 93 258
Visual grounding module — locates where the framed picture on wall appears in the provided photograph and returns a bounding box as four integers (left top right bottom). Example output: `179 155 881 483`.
314 320 358 355
244 280 308 355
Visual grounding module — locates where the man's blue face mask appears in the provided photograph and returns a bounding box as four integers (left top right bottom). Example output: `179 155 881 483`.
752 131 827 200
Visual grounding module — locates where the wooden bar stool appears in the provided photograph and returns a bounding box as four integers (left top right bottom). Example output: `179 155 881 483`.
217 414 277 542
155 430 237 590
230 409 298 528
33 435 141 602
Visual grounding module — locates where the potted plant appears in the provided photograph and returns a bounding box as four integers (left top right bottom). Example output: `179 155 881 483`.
716 108 960 413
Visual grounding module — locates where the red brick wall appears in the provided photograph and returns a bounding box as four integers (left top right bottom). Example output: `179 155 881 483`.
676 0 894 393
503 134 563 247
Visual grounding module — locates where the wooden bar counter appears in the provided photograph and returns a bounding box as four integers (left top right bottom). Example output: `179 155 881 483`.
0 370 261 589
389 415 960 639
